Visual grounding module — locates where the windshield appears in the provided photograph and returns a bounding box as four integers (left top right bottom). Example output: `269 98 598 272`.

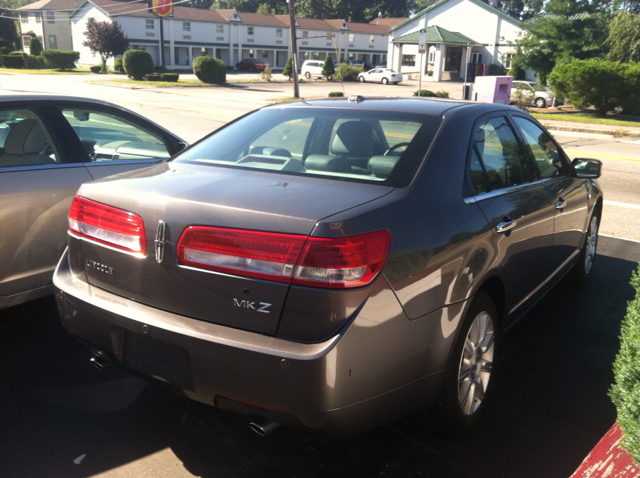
174 106 441 187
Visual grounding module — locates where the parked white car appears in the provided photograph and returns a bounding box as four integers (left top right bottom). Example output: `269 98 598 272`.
357 68 403 85
510 81 555 108
301 60 326 79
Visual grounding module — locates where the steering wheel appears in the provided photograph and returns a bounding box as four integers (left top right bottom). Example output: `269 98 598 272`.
384 142 411 156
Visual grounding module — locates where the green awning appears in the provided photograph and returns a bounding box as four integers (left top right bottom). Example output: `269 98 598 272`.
392 25 480 45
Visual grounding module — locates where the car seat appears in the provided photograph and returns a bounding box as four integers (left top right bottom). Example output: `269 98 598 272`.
0 119 55 168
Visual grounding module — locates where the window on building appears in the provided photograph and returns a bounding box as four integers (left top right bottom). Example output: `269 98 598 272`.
49 35 57 49
262 50 269 58
302 30 308 38
47 11 54 23
348 33 354 42
22 35 31 48
37 36 43 46
402 55 416 67
183 22 190 31
428 47 435 63
20 12 28 23
217 24 224 34
276 28 282 38
369 35 374 44
348 53 354 60
326 32 332 39
35 12 42 23
471 52 483 64
146 19 154 29
504 53 515 69
248 26 254 35
313 52 320 60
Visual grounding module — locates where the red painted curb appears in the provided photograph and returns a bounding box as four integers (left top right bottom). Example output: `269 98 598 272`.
571 423 640 477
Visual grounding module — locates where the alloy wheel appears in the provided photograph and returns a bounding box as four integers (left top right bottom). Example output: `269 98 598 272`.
458 311 494 416
584 215 599 275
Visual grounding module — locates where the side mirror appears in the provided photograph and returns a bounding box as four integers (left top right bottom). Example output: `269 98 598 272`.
572 158 602 179
178 141 189 151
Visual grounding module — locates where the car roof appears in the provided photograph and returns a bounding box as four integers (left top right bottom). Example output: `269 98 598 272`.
261 97 518 116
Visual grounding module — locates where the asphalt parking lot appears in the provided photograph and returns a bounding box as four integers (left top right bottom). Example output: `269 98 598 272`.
1 235 639 478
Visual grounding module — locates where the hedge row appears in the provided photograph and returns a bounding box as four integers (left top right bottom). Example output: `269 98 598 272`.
2 53 46 69
41 50 79 70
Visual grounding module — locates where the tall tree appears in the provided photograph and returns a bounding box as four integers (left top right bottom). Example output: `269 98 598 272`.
82 19 129 73
514 0 610 83
295 0 414 22
0 8 20 67
211 0 287 12
607 11 640 62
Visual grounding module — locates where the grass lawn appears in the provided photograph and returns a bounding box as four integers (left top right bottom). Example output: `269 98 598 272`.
0 68 93 75
105 78 210 87
532 112 640 128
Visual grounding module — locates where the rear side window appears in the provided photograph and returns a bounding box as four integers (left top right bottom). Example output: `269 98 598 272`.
471 116 532 191
0 108 61 167
175 107 441 187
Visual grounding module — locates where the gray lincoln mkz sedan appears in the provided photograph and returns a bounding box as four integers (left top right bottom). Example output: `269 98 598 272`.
54 97 603 436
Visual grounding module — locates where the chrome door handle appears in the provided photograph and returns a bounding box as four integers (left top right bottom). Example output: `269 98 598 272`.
496 219 517 233
556 199 567 209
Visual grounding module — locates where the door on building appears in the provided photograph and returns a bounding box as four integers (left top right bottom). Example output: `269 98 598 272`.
444 46 462 79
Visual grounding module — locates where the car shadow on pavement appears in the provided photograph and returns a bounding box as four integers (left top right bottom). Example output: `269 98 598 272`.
0 236 638 478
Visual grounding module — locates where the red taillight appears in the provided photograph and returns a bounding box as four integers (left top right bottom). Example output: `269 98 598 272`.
177 227 391 288
68 195 147 255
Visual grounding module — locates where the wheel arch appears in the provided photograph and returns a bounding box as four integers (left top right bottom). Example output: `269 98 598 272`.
470 272 507 329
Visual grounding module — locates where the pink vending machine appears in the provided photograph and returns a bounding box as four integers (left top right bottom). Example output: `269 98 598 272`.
473 75 513 104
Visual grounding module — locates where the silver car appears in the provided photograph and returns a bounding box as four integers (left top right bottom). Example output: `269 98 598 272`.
510 81 555 108
357 68 403 85
0 94 184 310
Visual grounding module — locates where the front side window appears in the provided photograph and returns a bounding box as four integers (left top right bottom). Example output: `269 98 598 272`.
471 116 532 191
0 109 61 168
512 116 566 179
174 108 441 187
146 19 154 29
59 108 170 162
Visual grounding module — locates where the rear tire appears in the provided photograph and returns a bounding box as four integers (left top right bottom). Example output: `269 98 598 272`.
571 212 600 284
305 72 311 79
432 291 498 435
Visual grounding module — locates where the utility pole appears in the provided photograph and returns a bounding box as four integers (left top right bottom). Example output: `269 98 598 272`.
288 0 299 98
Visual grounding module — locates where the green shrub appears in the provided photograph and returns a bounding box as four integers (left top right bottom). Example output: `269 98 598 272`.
413 89 436 97
508 65 526 81
160 72 179 82
434 90 450 98
193 55 226 84
282 57 293 81
114 57 124 72
29 37 42 56
328 91 344 97
335 64 362 82
145 73 161 81
610 264 640 464
123 49 154 80
322 56 335 80
41 50 80 70
549 59 640 115
487 63 507 76
90 65 101 73
1 54 24 68
260 64 272 81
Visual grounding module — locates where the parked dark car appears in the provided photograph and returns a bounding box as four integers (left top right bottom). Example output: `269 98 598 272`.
54 98 603 436
234 58 268 71
0 94 184 310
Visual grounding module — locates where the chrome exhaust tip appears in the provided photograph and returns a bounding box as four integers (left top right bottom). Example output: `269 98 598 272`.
90 351 113 371
249 418 280 436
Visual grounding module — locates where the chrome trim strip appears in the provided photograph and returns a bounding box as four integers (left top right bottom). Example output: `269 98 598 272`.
155 221 166 264
68 230 146 259
464 177 557 204
0 163 88 173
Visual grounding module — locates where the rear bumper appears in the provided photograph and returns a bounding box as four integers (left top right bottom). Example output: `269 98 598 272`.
54 249 459 435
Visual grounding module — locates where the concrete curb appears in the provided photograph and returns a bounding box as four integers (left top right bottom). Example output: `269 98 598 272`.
570 423 640 478
543 124 640 138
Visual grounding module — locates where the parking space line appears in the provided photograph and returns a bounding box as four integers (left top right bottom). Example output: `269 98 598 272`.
604 200 640 210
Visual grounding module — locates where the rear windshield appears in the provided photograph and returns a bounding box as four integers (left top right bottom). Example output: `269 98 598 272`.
174 106 441 187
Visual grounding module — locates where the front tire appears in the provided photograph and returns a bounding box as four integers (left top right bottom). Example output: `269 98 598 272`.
572 212 600 283
359 76 365 82
433 291 497 435
534 97 546 108
382 77 389 85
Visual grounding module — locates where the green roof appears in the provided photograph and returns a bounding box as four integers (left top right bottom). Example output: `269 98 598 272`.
392 25 480 45
388 0 521 34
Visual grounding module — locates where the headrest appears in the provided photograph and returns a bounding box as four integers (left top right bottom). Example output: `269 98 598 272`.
331 121 374 156
369 155 400 179
4 119 47 155
304 154 350 173
250 146 292 158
